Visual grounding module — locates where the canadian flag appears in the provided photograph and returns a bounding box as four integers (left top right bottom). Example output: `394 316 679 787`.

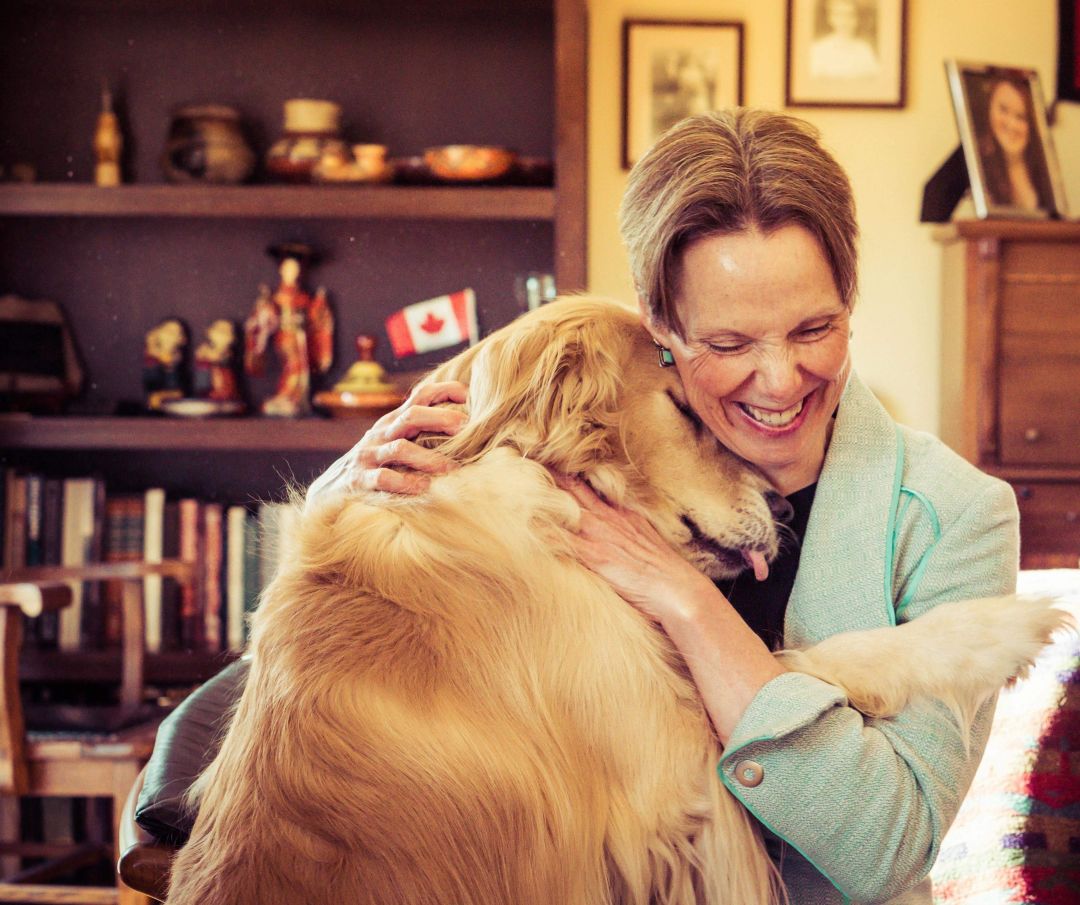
384 288 479 358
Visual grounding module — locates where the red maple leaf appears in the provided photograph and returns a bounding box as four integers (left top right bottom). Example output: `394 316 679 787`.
420 312 445 334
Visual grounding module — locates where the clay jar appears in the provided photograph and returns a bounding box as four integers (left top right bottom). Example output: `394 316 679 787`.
266 99 347 183
162 104 255 184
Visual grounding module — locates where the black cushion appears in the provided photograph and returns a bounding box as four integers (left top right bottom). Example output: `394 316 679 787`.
134 658 249 845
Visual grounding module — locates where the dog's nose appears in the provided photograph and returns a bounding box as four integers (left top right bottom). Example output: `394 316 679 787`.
765 491 794 524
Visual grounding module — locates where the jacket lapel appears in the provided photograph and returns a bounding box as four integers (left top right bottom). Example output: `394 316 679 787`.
784 372 900 647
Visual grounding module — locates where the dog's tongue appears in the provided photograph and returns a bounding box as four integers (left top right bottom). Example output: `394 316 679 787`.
745 550 770 582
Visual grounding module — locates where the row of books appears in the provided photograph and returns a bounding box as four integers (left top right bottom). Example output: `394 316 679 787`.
1 469 298 653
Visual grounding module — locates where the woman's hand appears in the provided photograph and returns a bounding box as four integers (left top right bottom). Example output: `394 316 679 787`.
555 475 720 629
307 381 468 503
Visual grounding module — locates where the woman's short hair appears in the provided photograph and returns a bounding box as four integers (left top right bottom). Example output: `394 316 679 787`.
619 108 858 337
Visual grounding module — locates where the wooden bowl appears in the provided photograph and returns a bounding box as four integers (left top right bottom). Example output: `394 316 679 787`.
423 145 517 182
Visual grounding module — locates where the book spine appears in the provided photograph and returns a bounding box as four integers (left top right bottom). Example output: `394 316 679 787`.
4 471 27 571
142 488 166 654
79 477 107 649
161 500 181 651
24 474 43 566
178 498 201 650
59 478 95 651
242 510 261 646
202 503 223 653
38 478 63 646
226 505 247 652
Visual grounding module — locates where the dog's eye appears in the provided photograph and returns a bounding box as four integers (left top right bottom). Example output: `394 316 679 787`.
665 390 704 433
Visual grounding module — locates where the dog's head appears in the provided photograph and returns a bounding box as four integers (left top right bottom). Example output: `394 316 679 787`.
423 296 784 580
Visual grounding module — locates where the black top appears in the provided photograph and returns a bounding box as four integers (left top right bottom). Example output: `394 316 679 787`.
720 483 818 652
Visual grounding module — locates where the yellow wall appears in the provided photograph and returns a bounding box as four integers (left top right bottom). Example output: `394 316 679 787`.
586 0 1080 434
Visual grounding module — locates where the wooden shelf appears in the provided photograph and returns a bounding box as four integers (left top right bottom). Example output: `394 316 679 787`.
20 649 237 685
0 184 557 221
932 219 1080 243
0 416 378 452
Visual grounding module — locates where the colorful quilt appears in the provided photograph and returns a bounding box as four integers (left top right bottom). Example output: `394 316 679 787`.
932 570 1080 905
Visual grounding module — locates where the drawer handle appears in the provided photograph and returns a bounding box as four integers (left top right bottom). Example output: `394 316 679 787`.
1017 486 1034 501
1023 428 1042 443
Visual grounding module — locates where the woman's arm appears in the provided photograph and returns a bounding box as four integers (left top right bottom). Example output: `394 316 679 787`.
304 380 468 505
558 477 784 743
716 479 1019 902
563 473 1019 902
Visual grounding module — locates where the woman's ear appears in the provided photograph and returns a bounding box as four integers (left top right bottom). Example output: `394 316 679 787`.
637 298 676 352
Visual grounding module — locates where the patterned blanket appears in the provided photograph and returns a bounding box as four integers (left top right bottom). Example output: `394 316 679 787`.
932 570 1080 905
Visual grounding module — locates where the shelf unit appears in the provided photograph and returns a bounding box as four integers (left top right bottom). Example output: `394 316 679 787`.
1 0 588 690
0 183 558 221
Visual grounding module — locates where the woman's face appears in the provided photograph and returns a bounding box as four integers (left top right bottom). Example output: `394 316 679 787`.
643 225 851 496
989 81 1030 158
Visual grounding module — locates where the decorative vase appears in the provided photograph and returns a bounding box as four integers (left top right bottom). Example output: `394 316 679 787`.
266 99 347 183
161 104 255 184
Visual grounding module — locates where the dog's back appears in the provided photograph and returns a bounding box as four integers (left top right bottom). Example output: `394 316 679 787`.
166 448 775 905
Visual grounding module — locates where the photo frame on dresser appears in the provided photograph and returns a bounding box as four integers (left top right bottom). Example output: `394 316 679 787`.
621 19 744 168
785 0 907 107
946 60 1068 220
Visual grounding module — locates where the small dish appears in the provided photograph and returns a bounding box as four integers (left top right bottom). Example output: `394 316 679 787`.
312 389 404 418
160 398 245 418
423 145 517 182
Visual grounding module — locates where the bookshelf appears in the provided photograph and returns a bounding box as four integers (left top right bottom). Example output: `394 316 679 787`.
1 0 587 692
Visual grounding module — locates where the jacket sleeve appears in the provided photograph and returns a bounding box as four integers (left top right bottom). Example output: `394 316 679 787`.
717 479 1019 903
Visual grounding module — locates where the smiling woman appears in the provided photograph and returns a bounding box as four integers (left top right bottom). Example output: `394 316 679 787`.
304 108 1022 905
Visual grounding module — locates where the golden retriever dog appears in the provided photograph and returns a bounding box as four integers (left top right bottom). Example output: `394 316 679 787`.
165 297 1065 905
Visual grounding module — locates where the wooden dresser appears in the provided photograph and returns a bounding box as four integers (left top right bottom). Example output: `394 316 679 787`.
936 220 1080 569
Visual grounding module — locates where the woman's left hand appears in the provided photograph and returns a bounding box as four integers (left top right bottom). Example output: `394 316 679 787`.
555 475 718 628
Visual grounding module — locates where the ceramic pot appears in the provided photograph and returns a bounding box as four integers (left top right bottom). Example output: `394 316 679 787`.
266 99 347 183
162 104 255 184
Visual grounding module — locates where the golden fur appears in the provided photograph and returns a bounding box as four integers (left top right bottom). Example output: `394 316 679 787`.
166 297 1066 905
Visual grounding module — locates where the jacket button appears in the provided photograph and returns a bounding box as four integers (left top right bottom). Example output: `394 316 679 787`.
735 759 764 787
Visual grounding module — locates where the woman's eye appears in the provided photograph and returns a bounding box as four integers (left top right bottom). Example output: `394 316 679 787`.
707 342 748 355
797 324 832 340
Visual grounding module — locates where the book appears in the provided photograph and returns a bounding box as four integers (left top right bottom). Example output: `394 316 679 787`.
59 478 96 651
4 470 27 571
142 488 166 653
226 505 248 652
161 500 182 650
103 495 143 647
202 503 223 653
242 509 261 646
24 473 43 566
178 498 202 650
38 477 63 646
79 478 107 649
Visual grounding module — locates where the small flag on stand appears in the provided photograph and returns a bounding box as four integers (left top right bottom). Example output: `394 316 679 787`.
385 289 478 358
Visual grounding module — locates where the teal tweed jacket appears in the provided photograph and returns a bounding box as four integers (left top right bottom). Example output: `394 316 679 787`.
717 372 1020 905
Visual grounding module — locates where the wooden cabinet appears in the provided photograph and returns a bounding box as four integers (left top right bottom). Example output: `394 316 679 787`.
937 220 1080 568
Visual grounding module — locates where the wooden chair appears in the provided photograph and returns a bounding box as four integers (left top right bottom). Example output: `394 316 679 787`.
117 769 171 904
0 561 192 905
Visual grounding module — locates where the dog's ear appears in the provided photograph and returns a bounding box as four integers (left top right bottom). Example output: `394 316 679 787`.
429 298 630 473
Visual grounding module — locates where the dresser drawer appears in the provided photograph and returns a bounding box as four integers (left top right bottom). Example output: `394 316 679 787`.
1012 482 1080 558
999 273 1080 466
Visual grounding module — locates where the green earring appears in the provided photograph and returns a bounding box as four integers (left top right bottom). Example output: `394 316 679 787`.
656 345 675 368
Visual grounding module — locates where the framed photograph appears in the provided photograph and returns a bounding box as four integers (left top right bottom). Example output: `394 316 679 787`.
621 19 744 169
785 0 907 108
1058 0 1080 102
945 61 1068 220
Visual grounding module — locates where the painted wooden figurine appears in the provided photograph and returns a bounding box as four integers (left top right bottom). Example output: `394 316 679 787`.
143 317 188 410
193 318 244 409
244 243 334 417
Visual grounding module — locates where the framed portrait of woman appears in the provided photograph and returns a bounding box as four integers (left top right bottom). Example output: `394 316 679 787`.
946 61 1068 220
